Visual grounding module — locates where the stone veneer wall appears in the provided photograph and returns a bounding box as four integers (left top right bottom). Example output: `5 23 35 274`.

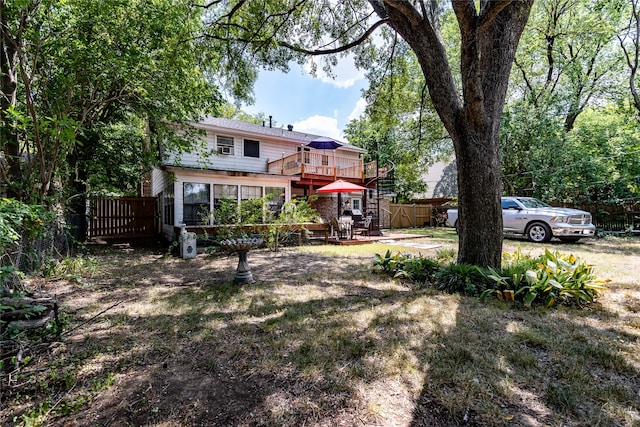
311 194 391 229
311 195 340 223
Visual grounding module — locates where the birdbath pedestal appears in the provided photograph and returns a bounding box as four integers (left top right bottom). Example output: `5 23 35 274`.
219 238 263 283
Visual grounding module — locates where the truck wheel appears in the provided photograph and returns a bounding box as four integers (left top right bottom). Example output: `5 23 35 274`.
526 222 552 243
454 220 459 234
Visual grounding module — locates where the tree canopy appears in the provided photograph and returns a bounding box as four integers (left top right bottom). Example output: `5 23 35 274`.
342 0 640 205
201 0 534 268
1 0 222 206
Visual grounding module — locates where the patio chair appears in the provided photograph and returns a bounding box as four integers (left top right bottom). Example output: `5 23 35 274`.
354 216 372 238
331 217 348 239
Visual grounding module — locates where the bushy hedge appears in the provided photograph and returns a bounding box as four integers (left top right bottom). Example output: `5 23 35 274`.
0 198 66 291
373 248 607 308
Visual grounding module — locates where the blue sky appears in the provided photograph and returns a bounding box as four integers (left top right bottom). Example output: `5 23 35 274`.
242 57 368 142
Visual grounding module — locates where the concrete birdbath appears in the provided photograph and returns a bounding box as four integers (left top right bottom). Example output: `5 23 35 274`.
219 237 264 283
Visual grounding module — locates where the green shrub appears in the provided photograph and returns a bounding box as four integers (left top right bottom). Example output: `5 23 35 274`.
373 250 440 283
0 198 63 288
484 248 608 307
434 263 490 296
374 247 607 310
373 250 407 275
396 256 440 283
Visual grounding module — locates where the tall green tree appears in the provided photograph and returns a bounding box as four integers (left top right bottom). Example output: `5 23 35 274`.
501 0 637 202
0 0 43 200
1 0 222 238
619 0 640 116
511 0 625 131
203 0 533 268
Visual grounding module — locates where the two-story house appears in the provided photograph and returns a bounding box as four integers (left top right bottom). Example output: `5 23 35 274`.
147 117 377 239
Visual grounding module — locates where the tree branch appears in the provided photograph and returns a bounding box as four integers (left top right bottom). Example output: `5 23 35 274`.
478 0 513 33
205 18 388 56
279 18 388 55
384 0 426 27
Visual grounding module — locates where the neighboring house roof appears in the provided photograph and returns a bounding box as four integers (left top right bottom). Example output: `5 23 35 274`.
195 117 367 154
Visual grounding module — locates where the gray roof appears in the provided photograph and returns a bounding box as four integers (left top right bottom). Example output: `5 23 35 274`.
196 117 366 153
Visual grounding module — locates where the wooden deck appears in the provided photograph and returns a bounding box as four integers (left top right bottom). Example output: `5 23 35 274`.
267 152 377 181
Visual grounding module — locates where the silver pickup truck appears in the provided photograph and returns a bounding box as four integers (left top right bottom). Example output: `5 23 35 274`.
445 196 596 243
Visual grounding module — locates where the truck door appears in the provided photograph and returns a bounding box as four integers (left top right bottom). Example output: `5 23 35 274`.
502 199 523 233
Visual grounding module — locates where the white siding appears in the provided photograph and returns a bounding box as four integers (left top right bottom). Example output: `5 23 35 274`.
164 129 361 173
150 167 170 197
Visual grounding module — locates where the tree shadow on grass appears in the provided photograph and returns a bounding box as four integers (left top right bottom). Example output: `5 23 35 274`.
8 247 638 426
408 298 640 426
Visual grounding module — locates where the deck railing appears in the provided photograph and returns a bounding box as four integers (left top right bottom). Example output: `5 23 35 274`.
268 152 377 180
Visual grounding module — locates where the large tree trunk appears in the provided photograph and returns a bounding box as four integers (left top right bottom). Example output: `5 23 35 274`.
451 125 503 267
379 0 533 267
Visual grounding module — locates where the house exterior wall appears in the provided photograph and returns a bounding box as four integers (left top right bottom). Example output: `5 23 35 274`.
150 167 171 197
164 123 362 174
152 118 370 240
416 158 458 199
158 168 294 240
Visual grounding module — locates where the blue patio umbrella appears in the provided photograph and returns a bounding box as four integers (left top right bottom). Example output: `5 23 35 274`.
307 136 343 150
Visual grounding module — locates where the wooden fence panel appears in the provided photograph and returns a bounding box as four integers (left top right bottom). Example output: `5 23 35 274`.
89 197 159 238
389 203 432 228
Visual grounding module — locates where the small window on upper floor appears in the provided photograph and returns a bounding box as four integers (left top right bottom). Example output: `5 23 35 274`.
244 139 260 158
217 135 234 155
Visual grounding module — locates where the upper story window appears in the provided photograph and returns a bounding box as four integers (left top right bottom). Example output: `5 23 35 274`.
217 135 234 155
244 139 260 158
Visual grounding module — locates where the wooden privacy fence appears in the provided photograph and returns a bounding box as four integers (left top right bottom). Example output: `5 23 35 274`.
389 203 432 228
89 197 159 238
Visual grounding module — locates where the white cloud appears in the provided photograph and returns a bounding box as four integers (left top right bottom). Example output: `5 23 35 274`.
304 55 365 89
347 97 367 122
293 115 343 140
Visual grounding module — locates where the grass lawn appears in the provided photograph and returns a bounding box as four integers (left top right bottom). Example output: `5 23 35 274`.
2 229 639 426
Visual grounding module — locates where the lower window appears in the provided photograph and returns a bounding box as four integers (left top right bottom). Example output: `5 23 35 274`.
183 183 210 225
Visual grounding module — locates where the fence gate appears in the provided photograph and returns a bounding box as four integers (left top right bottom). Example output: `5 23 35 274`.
389 203 432 228
88 197 159 238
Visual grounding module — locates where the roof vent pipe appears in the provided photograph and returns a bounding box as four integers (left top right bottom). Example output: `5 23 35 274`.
287 124 293 131
269 115 272 128
262 120 265 127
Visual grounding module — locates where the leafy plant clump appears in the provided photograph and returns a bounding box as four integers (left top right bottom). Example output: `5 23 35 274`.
434 263 491 296
483 248 608 307
373 250 442 284
0 198 64 289
373 247 608 308
205 195 323 252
